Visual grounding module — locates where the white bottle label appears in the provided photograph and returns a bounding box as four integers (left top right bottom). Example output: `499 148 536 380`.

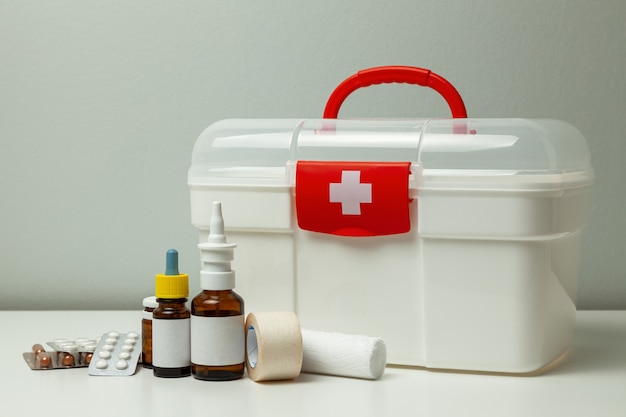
152 318 190 368
191 315 244 366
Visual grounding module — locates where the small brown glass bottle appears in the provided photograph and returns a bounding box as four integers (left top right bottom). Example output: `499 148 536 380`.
141 296 157 368
191 202 245 381
152 249 191 378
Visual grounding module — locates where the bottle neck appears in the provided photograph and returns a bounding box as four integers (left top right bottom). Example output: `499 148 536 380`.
201 289 233 295
156 298 188 305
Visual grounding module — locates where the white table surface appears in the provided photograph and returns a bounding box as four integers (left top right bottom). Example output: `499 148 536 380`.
0 310 624 417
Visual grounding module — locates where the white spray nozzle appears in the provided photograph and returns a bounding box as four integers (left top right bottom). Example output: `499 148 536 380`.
199 201 236 290
208 201 227 243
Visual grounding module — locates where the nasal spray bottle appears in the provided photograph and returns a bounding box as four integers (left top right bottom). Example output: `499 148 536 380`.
191 202 245 381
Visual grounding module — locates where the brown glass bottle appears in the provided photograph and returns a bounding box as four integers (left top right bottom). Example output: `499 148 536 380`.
152 298 191 377
152 249 191 378
141 296 157 368
191 290 245 381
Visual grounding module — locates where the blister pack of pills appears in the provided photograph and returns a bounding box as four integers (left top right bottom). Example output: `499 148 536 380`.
23 337 100 370
88 331 141 376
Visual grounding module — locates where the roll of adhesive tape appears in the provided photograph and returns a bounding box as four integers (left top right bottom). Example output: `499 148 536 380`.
301 329 387 380
245 312 303 382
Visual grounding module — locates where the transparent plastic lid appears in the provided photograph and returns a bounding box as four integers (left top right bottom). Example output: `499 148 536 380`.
188 118 594 189
189 119 299 185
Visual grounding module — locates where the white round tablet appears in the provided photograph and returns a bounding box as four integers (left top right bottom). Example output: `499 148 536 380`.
98 351 111 359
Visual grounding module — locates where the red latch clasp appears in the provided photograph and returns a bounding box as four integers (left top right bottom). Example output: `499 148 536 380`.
295 161 412 237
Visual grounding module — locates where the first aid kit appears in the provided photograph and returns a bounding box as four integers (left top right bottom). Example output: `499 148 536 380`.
188 66 594 373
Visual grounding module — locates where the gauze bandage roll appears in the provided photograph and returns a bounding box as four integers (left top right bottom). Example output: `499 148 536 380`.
245 312 303 382
301 329 387 380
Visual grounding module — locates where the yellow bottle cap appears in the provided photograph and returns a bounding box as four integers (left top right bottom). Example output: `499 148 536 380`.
155 249 188 299
155 273 189 299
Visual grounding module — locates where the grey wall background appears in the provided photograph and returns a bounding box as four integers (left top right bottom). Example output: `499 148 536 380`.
1 1 624 310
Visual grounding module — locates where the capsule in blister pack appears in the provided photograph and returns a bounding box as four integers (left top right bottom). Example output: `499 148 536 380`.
23 337 99 370
88 331 142 376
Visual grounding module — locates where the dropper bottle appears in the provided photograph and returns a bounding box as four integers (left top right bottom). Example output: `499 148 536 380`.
152 249 191 378
191 201 245 381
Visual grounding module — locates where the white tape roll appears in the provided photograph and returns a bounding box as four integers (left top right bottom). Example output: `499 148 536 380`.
301 329 387 380
245 312 303 382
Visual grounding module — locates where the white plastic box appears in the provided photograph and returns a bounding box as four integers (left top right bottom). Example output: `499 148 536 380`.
188 118 594 373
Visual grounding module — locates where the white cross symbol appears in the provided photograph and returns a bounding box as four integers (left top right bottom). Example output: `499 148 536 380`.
329 170 372 215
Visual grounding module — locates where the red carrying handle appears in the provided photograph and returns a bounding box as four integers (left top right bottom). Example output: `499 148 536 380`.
323 66 467 119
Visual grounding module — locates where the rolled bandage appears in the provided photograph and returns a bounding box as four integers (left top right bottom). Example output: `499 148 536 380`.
301 329 387 380
245 312 303 382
